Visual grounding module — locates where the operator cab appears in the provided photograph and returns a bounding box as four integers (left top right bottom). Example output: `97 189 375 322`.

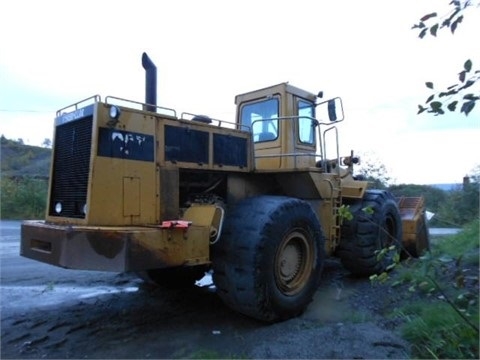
235 82 343 171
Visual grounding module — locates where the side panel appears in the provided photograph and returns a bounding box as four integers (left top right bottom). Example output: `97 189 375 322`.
88 106 158 225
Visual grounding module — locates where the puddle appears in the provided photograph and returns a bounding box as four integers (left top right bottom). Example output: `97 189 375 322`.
1 285 140 310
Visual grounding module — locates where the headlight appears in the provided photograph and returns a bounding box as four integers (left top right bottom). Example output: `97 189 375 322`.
109 105 121 120
55 202 62 214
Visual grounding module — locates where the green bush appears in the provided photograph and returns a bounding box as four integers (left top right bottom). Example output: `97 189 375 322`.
0 176 48 219
392 220 479 359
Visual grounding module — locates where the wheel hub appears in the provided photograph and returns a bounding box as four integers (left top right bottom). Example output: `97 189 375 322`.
275 230 314 296
279 244 302 281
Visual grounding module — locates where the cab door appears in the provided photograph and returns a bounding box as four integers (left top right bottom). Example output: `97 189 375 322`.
294 97 317 168
240 96 282 169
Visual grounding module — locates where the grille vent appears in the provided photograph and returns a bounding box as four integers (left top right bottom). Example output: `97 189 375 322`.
49 116 93 218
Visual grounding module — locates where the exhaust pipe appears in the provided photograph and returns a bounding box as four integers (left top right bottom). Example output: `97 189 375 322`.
141 52 157 112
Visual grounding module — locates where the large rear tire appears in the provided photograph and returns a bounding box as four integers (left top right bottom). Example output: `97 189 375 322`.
211 196 325 322
337 190 403 276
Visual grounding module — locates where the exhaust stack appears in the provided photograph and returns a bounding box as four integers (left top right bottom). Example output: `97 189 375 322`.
141 52 157 112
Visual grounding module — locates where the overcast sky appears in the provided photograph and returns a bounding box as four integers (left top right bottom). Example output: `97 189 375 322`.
1 0 479 184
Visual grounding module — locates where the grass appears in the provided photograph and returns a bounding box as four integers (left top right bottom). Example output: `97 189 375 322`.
396 302 479 359
434 218 480 266
391 219 479 359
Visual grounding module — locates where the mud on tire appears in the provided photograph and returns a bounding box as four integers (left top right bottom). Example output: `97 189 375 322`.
211 196 325 322
337 190 403 276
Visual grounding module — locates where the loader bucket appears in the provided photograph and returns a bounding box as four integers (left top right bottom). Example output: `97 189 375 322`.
397 196 430 258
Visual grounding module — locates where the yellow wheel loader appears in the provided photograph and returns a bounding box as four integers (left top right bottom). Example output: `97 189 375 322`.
21 53 429 322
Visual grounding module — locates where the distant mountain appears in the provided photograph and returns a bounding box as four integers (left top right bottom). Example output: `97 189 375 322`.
429 183 462 192
0 136 51 178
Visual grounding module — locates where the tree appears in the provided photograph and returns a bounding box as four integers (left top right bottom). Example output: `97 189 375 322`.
42 138 52 148
353 152 392 189
413 0 480 116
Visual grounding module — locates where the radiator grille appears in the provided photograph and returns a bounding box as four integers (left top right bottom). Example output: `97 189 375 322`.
49 116 93 218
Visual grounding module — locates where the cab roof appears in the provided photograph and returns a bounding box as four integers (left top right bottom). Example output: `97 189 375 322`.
234 82 318 105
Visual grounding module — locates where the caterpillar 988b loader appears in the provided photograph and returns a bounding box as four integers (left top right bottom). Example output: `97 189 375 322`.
21 53 429 322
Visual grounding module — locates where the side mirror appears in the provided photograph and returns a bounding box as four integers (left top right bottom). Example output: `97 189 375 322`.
317 97 344 123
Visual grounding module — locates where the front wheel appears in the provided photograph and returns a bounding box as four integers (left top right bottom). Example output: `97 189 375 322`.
337 190 403 276
211 196 325 322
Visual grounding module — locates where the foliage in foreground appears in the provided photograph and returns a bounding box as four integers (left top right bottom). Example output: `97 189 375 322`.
413 0 480 116
392 219 479 359
397 301 478 359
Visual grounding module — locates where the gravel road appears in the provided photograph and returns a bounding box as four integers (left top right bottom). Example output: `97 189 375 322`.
1 220 411 359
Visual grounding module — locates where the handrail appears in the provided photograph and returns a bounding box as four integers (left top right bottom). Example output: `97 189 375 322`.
322 126 340 176
56 95 101 116
255 152 319 169
180 112 250 131
105 96 177 118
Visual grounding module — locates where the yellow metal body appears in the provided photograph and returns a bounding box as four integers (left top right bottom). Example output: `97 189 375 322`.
21 82 426 272
21 220 210 271
397 196 430 257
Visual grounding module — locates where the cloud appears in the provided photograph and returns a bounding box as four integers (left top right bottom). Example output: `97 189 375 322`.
0 0 478 183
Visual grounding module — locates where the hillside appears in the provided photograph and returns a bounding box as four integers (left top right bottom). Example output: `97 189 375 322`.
0 136 51 178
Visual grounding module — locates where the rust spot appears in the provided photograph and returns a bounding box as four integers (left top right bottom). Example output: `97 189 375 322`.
87 231 125 259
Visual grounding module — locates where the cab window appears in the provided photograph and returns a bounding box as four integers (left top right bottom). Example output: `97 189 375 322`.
298 99 315 145
240 98 279 142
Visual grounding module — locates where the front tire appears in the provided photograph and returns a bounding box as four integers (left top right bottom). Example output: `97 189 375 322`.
337 190 403 276
211 196 325 322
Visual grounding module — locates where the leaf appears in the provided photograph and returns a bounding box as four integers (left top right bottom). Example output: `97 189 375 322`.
451 15 463 33
461 100 476 115
417 105 427 114
460 80 475 90
459 70 466 83
386 264 396 271
419 28 428 39
447 101 458 111
420 12 437 21
430 24 439 36
446 7 461 24
362 206 374 215
430 101 442 111
464 59 472 72
412 22 425 29
425 81 434 89
464 93 480 101
426 94 435 103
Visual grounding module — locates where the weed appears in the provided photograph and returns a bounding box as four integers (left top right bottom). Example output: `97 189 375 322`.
398 302 479 359
391 219 479 359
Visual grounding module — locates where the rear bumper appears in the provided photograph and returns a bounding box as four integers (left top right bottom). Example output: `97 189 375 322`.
20 220 210 272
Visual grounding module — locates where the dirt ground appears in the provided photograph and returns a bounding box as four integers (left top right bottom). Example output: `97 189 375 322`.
5 220 450 359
